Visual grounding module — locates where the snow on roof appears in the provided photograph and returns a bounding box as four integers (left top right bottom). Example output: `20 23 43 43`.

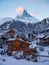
36 34 45 38
7 38 30 44
44 33 49 38
45 36 49 38
0 33 3 35
17 38 30 44
45 27 49 31
7 38 16 41
4 29 15 33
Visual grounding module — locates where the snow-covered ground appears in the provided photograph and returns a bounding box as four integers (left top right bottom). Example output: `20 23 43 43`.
0 55 49 65
0 40 49 65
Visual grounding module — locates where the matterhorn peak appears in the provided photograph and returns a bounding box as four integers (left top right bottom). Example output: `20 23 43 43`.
15 7 39 24
16 7 32 18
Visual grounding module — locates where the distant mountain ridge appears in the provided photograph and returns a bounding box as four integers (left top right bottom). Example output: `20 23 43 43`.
33 18 49 33
0 9 39 34
0 9 49 34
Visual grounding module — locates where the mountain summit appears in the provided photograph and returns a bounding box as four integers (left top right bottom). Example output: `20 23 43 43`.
0 7 39 33
16 7 39 24
17 9 32 18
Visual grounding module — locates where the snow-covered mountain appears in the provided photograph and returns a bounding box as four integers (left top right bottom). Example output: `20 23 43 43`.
0 9 39 33
1 9 49 34
15 9 39 24
0 17 13 25
0 17 49 34
33 18 49 33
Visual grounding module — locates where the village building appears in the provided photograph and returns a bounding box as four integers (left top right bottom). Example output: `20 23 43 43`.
36 33 49 46
4 29 15 38
6 38 30 55
0 33 8 48
42 34 49 46
6 38 38 61
0 37 3 48
23 48 38 62
0 33 3 37
36 34 45 45
28 33 36 40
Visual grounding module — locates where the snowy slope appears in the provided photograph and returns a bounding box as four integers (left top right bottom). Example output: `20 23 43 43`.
33 18 49 33
0 17 13 25
0 41 49 65
0 55 49 65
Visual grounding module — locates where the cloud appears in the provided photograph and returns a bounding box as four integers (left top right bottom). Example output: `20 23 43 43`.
16 7 25 13
31 12 37 16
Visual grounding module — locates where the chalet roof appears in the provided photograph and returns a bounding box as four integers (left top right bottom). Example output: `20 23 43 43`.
0 33 3 37
44 36 49 39
43 33 49 39
7 38 16 41
5 29 15 34
17 38 30 45
7 38 30 45
45 27 49 31
1 36 8 40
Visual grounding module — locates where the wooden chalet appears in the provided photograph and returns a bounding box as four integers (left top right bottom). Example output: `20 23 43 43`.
42 35 49 46
0 35 8 48
6 38 30 55
23 48 37 56
36 33 49 46
0 33 3 37
23 48 38 61
6 29 15 38
28 33 36 40
6 38 38 61
36 34 46 45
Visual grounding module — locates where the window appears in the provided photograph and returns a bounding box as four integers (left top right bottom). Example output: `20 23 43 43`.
20 42 23 46
14 46 16 49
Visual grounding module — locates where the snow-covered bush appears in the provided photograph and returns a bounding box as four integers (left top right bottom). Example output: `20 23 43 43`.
38 46 44 51
26 55 32 61
0 48 5 55
13 51 24 59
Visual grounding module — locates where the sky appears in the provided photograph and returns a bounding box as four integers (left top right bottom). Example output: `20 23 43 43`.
0 0 49 21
